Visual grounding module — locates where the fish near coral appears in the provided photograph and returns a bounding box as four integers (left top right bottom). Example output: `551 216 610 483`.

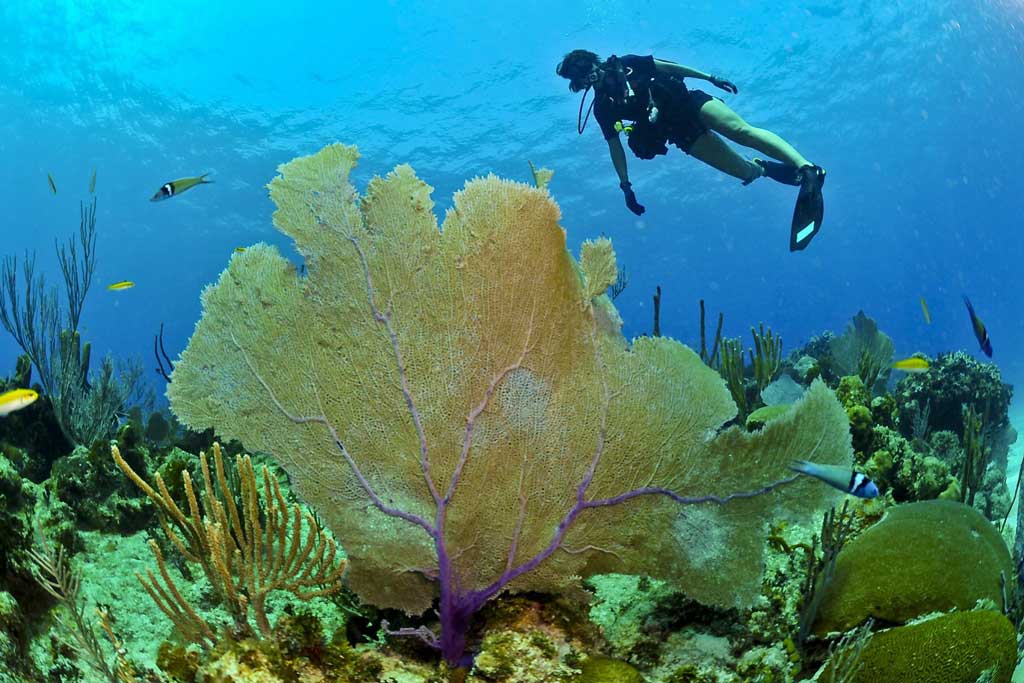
167 143 856 668
107 280 135 291
920 296 931 325
892 357 929 373
790 460 878 498
963 296 992 357
0 388 38 416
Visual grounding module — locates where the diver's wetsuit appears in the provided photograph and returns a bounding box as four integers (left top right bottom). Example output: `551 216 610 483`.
593 54 717 157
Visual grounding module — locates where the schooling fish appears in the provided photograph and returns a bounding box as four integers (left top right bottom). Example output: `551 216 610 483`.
89 168 97 194
234 247 247 253
790 460 879 498
47 173 57 194
963 296 993 357
920 296 931 325
892 357 929 373
107 280 135 291
0 388 39 416
150 173 213 202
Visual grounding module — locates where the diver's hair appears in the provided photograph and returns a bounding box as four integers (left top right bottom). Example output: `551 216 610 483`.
555 49 601 90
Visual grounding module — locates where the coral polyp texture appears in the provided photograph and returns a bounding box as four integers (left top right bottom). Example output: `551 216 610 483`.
167 143 852 664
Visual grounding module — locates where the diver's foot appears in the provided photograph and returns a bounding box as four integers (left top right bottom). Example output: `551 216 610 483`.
790 165 826 252
798 164 826 190
752 158 803 186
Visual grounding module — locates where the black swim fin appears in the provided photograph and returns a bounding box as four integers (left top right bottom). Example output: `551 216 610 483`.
790 165 826 251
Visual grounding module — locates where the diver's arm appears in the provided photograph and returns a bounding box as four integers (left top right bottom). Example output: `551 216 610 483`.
654 58 738 94
607 136 630 184
607 137 645 216
654 59 711 81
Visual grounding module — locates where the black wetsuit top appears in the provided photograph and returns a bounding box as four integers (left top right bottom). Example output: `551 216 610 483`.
592 54 714 154
593 55 664 140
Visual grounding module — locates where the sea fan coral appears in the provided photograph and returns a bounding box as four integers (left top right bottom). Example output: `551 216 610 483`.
167 143 851 665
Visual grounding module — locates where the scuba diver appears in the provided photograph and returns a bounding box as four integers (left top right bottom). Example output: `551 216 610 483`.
556 50 826 251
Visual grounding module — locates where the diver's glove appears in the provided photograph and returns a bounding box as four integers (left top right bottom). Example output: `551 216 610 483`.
620 181 645 216
708 75 738 94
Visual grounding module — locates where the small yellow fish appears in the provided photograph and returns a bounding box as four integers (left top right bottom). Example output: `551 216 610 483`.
89 168 97 194
0 388 39 416
47 173 57 194
234 247 247 253
107 280 135 291
893 357 929 373
919 297 931 325
150 173 213 201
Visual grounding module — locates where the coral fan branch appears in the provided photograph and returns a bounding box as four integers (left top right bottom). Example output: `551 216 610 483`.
446 304 537 504
350 235 443 507
382 620 441 650
231 333 438 537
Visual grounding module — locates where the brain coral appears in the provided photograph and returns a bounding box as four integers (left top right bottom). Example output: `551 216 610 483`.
168 143 853 662
832 610 1016 683
814 499 1012 635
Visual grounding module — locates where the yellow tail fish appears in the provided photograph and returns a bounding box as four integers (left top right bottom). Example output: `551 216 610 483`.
150 173 213 202
0 388 39 416
107 280 135 291
892 357 929 373
920 297 931 325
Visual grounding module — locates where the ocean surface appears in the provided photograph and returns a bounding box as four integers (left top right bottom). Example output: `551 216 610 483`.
1 0 1021 402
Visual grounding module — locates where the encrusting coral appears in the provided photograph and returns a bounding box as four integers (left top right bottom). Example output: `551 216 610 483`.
166 143 854 666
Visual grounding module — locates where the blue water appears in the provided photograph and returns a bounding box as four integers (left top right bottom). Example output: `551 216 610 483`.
1 0 1022 400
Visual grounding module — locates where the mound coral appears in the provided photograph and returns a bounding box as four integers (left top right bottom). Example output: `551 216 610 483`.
168 143 852 665
828 610 1016 683
813 500 1012 635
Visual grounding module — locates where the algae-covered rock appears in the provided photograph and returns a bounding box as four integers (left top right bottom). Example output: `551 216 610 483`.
829 610 1016 683
870 427 955 501
814 500 1012 635
575 656 644 683
835 376 869 410
471 628 579 682
846 404 873 456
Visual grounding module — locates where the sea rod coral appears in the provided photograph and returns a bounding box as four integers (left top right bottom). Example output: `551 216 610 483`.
167 143 851 666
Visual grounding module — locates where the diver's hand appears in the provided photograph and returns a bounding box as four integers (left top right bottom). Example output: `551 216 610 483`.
620 181 645 216
709 75 738 94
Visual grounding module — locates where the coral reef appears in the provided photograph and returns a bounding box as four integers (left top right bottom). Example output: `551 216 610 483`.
813 500 1012 635
828 311 893 392
894 351 1013 437
166 143 853 665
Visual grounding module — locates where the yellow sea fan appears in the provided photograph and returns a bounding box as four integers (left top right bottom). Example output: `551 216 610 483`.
579 237 618 302
168 143 853 624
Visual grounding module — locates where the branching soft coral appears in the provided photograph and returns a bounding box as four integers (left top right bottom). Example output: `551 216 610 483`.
167 143 852 666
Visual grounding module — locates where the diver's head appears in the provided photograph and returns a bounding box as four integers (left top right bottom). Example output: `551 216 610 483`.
556 49 601 92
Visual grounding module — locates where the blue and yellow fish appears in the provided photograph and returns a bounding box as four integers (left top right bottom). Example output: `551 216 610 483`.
150 174 213 202
790 460 879 498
